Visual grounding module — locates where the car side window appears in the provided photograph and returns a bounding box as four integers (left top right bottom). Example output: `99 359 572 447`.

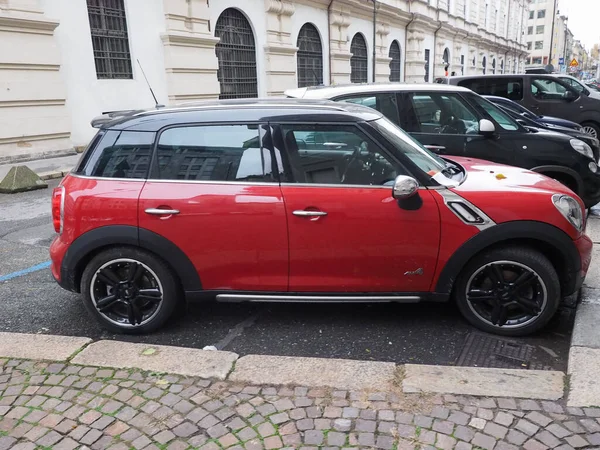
338 93 400 126
531 78 569 101
458 78 523 101
280 124 400 186
404 93 480 135
154 124 277 182
76 130 155 179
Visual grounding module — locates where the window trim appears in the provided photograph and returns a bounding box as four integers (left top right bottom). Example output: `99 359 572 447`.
270 120 430 187
147 121 280 184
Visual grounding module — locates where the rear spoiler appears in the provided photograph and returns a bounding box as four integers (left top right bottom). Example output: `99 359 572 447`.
90 109 144 128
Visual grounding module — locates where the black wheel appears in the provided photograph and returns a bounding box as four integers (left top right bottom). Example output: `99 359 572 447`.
454 247 560 336
581 121 600 139
81 247 180 334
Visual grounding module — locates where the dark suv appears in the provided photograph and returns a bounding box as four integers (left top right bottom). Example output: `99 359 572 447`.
286 84 600 207
51 100 592 336
439 74 600 138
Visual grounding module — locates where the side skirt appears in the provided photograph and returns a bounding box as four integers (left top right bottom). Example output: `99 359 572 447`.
185 291 449 303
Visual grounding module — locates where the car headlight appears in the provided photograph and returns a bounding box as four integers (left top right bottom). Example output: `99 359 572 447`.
570 139 594 159
552 194 584 231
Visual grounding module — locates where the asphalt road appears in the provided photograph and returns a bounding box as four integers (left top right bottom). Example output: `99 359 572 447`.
0 180 575 371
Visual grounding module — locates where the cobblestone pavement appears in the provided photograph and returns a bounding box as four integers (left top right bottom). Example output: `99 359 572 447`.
1 358 600 450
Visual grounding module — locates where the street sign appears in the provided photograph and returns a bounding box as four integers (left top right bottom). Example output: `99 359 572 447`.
570 58 579 67
559 57 565 65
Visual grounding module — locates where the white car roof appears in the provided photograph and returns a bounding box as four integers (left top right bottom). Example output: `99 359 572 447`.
285 83 472 99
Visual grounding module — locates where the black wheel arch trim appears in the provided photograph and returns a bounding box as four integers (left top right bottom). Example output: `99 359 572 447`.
60 225 201 293
434 220 581 297
529 165 583 194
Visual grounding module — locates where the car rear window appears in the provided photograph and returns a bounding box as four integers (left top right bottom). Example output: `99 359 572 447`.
74 130 155 179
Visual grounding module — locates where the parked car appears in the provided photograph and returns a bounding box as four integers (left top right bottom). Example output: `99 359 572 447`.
50 99 592 336
483 95 600 159
285 84 600 207
482 95 585 132
438 74 600 138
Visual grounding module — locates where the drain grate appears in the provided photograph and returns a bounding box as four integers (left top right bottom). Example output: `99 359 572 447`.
457 333 535 370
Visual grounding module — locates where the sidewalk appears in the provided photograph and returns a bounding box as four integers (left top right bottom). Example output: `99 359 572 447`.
1 356 599 450
0 154 81 182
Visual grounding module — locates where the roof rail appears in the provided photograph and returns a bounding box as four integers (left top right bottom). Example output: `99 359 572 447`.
90 109 144 128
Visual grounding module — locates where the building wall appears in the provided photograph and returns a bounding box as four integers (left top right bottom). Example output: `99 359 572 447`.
1 0 530 161
42 0 170 148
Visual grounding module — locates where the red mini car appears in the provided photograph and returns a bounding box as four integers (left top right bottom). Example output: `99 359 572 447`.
50 100 592 336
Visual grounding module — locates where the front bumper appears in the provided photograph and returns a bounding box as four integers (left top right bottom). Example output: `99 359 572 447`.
566 233 594 296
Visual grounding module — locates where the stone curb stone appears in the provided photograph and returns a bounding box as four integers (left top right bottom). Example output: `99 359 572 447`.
0 332 91 361
71 340 238 380
571 302 600 350
567 346 600 407
403 364 564 400
229 354 397 390
38 169 70 181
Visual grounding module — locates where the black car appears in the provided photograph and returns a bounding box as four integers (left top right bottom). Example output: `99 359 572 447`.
483 95 585 131
285 84 600 207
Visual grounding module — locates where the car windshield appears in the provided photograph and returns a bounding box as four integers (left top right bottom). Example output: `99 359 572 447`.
370 117 459 185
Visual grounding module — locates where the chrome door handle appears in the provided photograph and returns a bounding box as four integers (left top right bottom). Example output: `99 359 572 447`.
145 208 180 215
292 210 328 217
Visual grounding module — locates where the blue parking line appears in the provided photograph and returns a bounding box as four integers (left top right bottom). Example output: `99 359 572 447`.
0 261 51 282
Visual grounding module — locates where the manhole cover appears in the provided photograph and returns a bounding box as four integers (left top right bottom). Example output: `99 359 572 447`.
457 333 535 369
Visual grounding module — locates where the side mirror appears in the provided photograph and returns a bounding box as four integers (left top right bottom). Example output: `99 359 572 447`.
479 119 496 136
564 90 578 101
392 175 419 200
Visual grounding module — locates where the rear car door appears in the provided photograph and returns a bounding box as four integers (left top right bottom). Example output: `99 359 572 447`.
138 123 288 292
274 121 441 293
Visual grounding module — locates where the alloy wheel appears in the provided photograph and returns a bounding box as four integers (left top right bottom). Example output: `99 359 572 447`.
465 260 547 329
583 125 598 138
90 258 164 328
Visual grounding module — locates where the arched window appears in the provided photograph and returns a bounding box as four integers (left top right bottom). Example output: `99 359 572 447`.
482 56 487 74
389 40 401 82
350 33 368 83
297 23 323 87
215 8 258 99
492 58 496 74
501 59 504 74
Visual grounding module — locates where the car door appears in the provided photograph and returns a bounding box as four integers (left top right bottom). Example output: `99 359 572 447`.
527 76 579 119
274 122 441 293
395 91 514 165
138 123 289 292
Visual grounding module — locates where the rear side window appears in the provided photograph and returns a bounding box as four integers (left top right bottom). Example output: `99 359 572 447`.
75 130 155 178
153 124 277 182
458 78 523 101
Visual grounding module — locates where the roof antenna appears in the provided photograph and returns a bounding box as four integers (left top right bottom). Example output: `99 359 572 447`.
137 59 164 109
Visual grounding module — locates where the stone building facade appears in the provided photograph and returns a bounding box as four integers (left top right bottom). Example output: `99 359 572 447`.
0 0 530 160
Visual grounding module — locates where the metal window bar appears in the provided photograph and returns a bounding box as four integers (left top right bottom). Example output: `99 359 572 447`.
215 8 258 99
350 34 368 84
86 0 133 79
389 41 401 82
297 24 324 87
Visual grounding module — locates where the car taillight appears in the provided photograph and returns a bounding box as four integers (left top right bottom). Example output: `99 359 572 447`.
52 186 65 234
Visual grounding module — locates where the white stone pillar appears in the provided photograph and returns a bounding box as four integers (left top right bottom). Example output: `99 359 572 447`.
0 0 72 161
329 8 351 85
374 22 392 83
404 29 426 83
160 0 220 102
263 0 297 96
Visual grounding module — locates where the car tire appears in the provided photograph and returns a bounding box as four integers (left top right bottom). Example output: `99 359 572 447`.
581 121 600 139
454 246 560 337
81 246 180 334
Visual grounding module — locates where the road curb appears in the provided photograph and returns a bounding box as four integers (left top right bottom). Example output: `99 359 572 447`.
0 332 91 361
38 169 70 181
403 364 564 400
0 331 574 400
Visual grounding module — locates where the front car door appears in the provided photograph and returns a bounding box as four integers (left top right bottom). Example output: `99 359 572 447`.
274 120 441 294
138 123 289 292
527 76 579 118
